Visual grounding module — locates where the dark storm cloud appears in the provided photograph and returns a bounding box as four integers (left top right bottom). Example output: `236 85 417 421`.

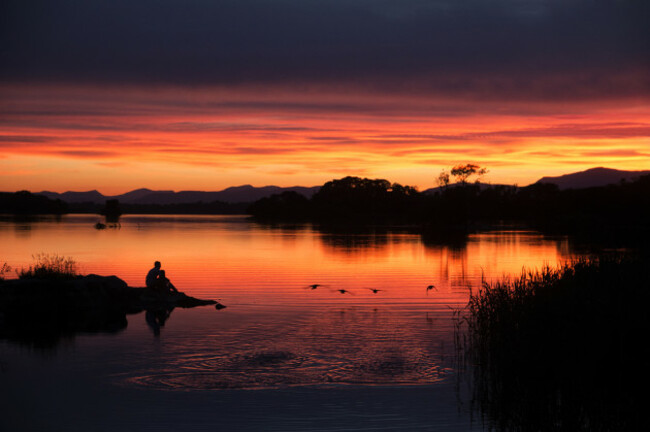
1 0 648 99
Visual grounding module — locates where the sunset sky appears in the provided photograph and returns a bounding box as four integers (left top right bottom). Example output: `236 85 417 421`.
1 0 648 194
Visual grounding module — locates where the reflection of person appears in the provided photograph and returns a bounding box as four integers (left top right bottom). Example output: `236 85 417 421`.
145 307 173 336
155 269 179 294
146 261 161 288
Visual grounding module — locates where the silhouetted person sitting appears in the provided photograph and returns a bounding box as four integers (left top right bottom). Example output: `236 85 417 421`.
155 270 179 294
146 261 161 289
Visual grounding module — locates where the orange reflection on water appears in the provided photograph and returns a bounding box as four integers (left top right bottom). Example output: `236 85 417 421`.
0 215 572 307
0 214 581 389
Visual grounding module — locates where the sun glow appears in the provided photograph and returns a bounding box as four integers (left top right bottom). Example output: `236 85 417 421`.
1 84 648 193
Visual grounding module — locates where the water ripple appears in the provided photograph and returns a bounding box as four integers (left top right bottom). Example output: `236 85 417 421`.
119 344 448 390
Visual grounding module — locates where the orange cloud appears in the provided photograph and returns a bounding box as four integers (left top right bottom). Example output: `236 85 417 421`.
1 84 648 194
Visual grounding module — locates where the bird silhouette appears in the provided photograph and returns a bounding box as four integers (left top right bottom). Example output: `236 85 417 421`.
366 288 383 294
304 284 327 290
333 289 354 295
426 284 437 295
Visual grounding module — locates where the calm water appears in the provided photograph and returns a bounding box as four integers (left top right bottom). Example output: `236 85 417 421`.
0 215 576 431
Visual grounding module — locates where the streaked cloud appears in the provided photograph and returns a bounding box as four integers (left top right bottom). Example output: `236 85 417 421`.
1 84 648 193
1 0 647 193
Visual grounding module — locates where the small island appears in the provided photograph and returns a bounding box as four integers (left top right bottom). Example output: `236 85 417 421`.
0 264 219 348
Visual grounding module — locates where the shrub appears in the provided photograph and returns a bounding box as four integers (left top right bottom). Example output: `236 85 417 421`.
459 256 649 431
18 254 78 280
0 262 11 280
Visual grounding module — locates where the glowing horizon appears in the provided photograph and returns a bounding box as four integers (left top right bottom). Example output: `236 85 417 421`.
1 1 648 194
1 84 648 195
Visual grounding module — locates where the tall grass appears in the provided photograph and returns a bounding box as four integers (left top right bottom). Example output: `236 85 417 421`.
460 256 649 431
0 262 11 280
17 253 78 280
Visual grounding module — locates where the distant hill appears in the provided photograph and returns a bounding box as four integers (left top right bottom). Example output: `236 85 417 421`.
38 185 320 204
30 167 650 205
535 167 650 190
39 190 106 203
0 191 68 214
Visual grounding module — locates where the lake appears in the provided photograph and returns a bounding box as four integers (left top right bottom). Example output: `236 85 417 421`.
1 214 577 431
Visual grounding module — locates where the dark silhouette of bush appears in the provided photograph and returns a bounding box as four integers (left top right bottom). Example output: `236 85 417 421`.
310 176 420 220
17 253 78 280
426 182 481 224
450 163 488 184
247 191 311 220
100 199 122 222
0 191 68 214
248 173 650 238
248 176 422 221
461 255 649 431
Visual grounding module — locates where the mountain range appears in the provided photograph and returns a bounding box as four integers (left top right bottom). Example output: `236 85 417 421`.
38 185 321 205
535 167 650 190
35 167 649 205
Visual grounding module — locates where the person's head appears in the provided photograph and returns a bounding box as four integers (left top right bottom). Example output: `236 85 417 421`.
154 261 161 268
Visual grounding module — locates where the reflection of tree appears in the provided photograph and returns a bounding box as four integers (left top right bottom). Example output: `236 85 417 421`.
318 225 392 251
420 226 470 251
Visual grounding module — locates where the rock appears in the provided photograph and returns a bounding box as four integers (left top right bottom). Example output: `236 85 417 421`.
0 274 217 348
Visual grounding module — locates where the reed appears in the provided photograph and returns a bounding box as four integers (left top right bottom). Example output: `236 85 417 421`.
460 255 649 431
17 253 78 280
0 262 11 280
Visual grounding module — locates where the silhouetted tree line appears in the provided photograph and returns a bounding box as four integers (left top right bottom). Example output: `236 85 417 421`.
248 174 650 232
248 176 421 221
0 191 68 214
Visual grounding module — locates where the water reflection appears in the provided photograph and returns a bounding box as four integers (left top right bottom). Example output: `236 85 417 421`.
119 305 454 390
1 215 576 375
0 303 128 350
145 307 174 336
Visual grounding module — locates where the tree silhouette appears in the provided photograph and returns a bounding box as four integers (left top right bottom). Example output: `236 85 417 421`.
312 176 419 218
437 170 450 188
450 164 488 184
100 199 122 222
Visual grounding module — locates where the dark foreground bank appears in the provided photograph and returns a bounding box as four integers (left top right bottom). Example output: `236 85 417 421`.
0 275 216 348
460 255 650 431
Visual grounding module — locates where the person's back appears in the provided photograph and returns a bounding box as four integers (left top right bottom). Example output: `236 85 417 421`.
155 269 179 294
146 261 161 288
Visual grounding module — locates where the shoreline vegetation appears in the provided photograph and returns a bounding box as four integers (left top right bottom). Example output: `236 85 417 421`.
1 168 648 236
457 255 648 431
248 173 650 226
246 172 650 248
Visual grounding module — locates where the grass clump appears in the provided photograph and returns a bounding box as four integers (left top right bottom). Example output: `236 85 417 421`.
18 253 78 280
461 256 649 431
0 262 11 280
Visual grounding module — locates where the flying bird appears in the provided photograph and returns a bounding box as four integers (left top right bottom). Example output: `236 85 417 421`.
366 288 383 294
333 289 354 295
304 284 327 290
426 284 437 295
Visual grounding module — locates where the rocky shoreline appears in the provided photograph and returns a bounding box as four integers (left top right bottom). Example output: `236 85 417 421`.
0 274 217 347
